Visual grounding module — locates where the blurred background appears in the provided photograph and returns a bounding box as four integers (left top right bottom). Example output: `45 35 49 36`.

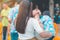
0 0 60 40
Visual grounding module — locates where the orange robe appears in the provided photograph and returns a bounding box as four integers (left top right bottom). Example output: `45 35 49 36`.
53 23 60 40
0 22 3 40
53 23 58 35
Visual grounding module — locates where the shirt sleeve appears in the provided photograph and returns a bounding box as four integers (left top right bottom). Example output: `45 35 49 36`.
32 19 44 34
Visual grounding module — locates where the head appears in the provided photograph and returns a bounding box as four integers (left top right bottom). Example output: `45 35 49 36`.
55 3 59 7
9 0 22 7
35 5 38 9
43 11 50 17
14 0 22 6
3 2 9 9
16 0 32 34
32 9 41 18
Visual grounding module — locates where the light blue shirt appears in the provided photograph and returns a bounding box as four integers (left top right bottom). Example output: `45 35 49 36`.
40 15 55 36
8 5 19 33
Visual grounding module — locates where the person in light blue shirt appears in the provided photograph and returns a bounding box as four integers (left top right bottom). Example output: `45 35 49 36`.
8 0 20 40
40 11 55 40
8 5 19 32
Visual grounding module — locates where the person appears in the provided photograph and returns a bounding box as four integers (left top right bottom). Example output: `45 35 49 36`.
51 18 59 40
54 3 60 14
53 23 58 35
53 36 60 40
32 5 45 40
54 11 60 24
16 0 52 40
32 6 53 40
40 11 55 40
52 18 58 36
0 14 3 40
54 4 60 24
1 2 10 40
8 0 21 40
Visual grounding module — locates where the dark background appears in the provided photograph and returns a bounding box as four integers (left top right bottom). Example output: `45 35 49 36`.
31 0 60 12
32 0 49 12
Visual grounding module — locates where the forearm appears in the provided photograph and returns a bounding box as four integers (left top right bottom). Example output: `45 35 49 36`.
7 18 12 34
8 18 12 24
7 23 11 35
40 31 52 38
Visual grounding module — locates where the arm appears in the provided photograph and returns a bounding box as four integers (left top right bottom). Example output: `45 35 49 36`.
8 9 14 23
8 9 14 34
32 19 52 38
1 10 3 18
7 23 11 35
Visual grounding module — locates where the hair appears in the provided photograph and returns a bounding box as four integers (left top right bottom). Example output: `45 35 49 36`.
16 0 33 34
9 0 22 4
43 11 51 17
8 0 22 7
3 2 9 5
35 5 38 9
